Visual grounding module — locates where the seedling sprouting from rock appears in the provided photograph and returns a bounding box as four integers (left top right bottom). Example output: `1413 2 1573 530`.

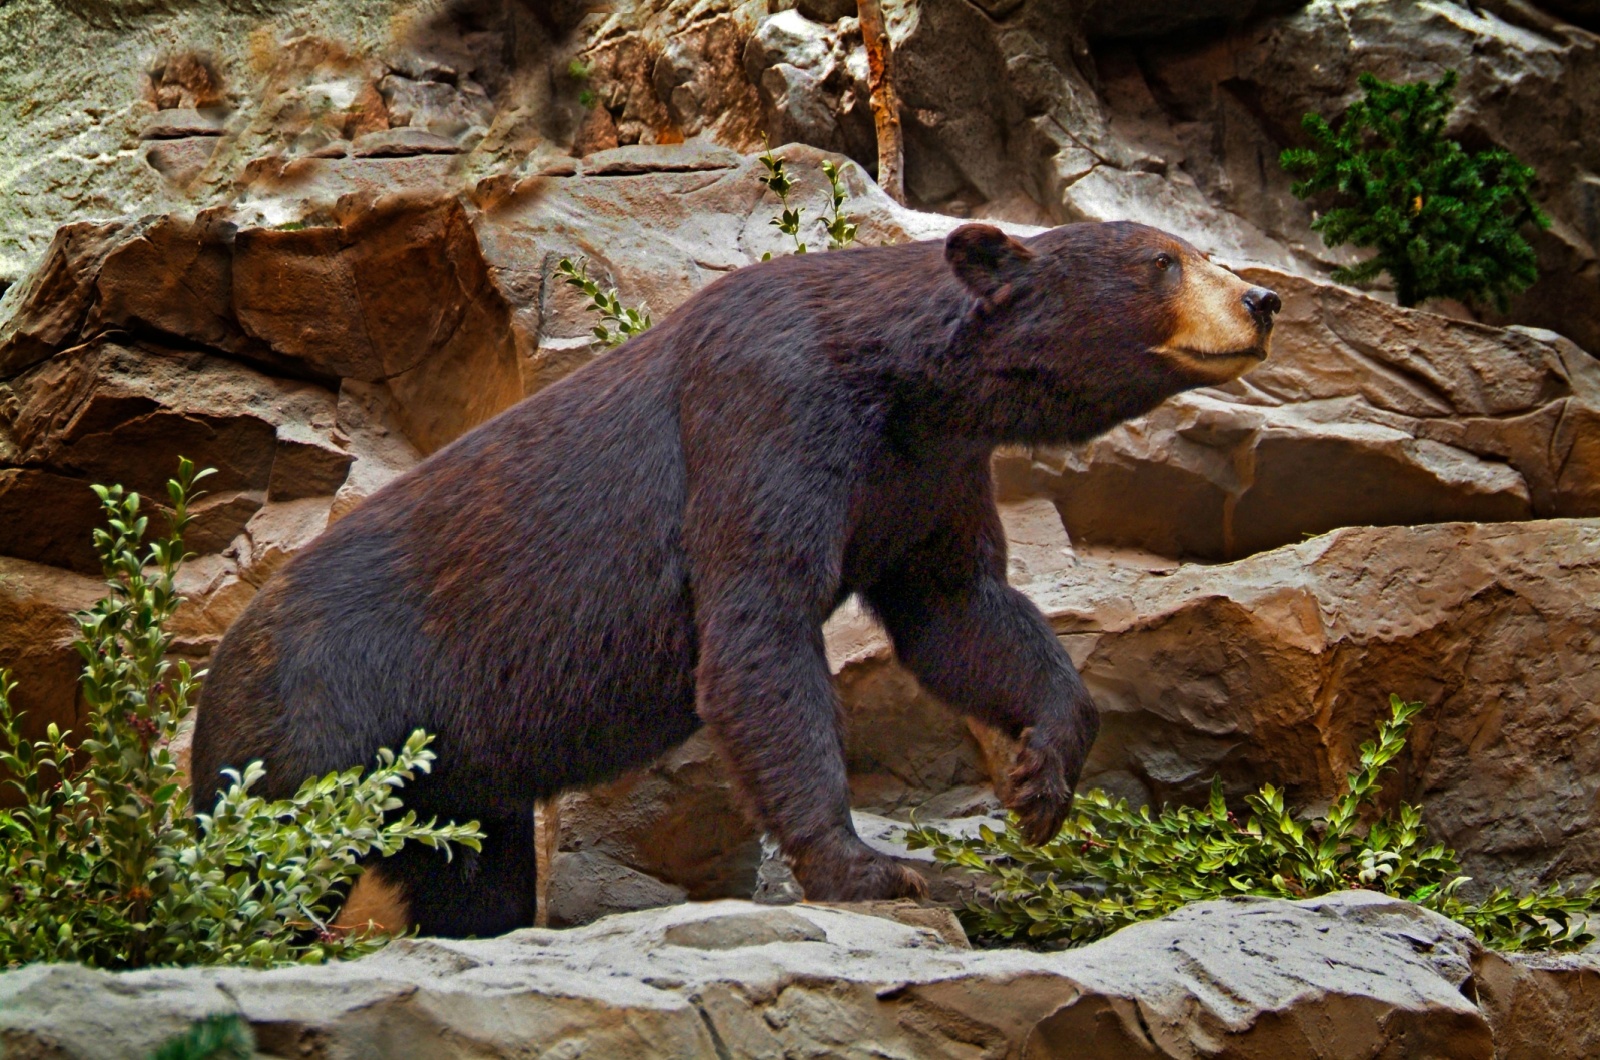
758 144 859 259
821 159 858 251
759 144 807 257
555 258 653 347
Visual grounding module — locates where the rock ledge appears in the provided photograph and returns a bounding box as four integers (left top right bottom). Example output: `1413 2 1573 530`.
1 892 1593 1058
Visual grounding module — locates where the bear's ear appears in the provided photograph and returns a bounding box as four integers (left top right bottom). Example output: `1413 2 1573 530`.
944 224 1036 307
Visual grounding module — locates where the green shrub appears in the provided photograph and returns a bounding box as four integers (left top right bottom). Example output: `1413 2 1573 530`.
148 1014 254 1060
0 460 482 970
758 143 808 257
820 158 859 251
555 258 653 347
1280 70 1549 310
906 696 1600 952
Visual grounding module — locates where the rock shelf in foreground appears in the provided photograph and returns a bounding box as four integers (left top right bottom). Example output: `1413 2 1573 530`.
1 892 1595 1058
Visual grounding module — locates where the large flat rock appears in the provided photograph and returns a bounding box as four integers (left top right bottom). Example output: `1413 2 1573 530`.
3 892 1590 1058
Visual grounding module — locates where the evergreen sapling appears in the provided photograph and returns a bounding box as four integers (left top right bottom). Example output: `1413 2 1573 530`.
1280 70 1549 310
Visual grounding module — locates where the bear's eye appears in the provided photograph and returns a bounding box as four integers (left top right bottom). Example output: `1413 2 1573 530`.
1154 252 1174 271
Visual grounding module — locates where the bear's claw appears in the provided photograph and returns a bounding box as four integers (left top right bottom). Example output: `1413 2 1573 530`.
1007 733 1075 847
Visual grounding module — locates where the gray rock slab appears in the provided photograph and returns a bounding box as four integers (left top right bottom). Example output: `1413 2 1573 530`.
5 892 1589 1058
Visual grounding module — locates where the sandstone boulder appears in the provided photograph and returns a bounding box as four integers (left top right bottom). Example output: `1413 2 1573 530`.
0 221 140 378
1028 518 1600 891
4 892 1589 1059
0 195 523 462
555 731 762 903
572 0 763 150
0 558 105 805
0 340 347 574
743 10 876 177
232 195 523 453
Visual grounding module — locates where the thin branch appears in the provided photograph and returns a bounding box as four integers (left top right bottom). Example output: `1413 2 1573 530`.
858 0 904 204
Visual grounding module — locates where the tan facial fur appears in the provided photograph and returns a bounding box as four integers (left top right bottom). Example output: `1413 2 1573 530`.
333 867 412 936
1154 253 1272 384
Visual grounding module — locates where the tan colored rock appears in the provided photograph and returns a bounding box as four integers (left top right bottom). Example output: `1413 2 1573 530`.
0 469 111 575
575 1 764 151
181 490 265 556
743 10 875 167
168 497 335 657
0 558 105 805
167 554 255 658
1475 949 1600 1059
0 340 347 573
0 221 136 378
556 731 761 902
546 850 689 928
329 379 424 523
85 213 254 357
232 195 522 453
0 0 586 286
1 892 1551 1059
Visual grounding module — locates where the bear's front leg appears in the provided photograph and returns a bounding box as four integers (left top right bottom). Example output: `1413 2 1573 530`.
693 582 927 901
867 542 1100 847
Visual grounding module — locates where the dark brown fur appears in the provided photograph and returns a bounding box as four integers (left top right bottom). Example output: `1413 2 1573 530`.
191 221 1277 937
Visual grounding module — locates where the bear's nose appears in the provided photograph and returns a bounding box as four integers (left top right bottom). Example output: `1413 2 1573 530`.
1242 287 1282 327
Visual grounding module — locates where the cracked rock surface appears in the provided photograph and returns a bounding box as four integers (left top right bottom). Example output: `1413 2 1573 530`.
2 892 1591 1059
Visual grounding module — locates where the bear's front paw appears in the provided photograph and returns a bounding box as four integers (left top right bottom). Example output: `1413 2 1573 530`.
1007 730 1076 846
792 842 929 902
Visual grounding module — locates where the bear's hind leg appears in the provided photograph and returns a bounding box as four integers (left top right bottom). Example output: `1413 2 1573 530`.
372 806 537 938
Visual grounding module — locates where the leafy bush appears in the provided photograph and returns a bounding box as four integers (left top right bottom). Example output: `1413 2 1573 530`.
149 1014 254 1060
1280 70 1549 310
0 460 482 970
555 258 653 347
906 696 1600 952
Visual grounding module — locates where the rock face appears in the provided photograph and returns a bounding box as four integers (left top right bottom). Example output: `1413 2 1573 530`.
4 892 1594 1059
826 518 1600 894
0 559 104 805
1047 519 1600 890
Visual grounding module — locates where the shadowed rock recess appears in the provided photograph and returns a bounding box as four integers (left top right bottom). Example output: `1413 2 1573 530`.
2 0 1599 1049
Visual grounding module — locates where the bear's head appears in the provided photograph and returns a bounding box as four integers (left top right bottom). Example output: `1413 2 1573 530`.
943 220 1280 440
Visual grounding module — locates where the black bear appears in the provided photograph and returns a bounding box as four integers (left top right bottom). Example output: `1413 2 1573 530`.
191 221 1280 937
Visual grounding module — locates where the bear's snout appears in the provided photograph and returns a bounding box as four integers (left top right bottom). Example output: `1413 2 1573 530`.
1242 286 1281 329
